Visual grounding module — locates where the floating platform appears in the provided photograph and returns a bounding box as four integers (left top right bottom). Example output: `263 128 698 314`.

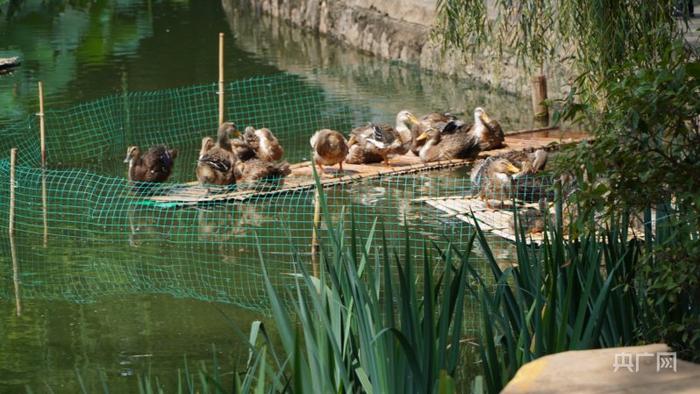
147 127 587 207
424 195 547 245
0 57 21 74
423 195 655 245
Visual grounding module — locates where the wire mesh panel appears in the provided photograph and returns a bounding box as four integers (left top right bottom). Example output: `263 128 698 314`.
0 73 543 328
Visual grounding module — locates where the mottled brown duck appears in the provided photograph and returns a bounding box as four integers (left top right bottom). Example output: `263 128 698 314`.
124 145 178 183
345 110 419 165
310 129 349 173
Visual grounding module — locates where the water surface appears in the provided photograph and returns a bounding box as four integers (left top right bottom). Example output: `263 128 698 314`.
0 0 530 391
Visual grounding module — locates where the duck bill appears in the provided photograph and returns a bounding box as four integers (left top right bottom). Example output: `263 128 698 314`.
479 112 493 124
408 114 420 125
416 132 429 142
348 135 357 146
123 154 131 163
232 129 242 138
505 162 520 173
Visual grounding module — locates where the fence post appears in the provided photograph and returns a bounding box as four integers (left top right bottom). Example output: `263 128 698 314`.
38 82 48 247
311 190 321 277
9 148 21 316
531 75 549 125
218 32 225 125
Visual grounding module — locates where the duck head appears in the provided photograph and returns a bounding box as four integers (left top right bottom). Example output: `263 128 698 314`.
474 107 493 126
218 122 241 139
489 158 521 182
199 137 215 159
395 110 420 143
124 146 140 164
415 128 441 144
243 126 257 143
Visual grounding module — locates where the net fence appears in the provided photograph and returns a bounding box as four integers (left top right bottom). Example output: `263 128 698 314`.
0 73 545 323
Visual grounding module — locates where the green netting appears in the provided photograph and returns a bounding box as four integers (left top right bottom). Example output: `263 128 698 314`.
0 73 541 325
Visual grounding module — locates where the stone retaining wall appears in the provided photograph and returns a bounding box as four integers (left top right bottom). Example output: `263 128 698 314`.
230 0 569 96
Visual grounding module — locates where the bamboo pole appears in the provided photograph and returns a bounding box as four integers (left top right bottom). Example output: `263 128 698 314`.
218 32 225 125
38 81 46 166
531 75 549 125
9 149 17 236
311 190 321 277
9 148 21 316
38 81 48 247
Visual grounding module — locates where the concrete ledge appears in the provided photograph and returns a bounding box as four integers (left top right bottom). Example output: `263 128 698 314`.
503 344 700 394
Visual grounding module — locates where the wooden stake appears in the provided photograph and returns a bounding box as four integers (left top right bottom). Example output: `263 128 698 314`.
9 148 21 316
9 148 16 236
311 190 321 277
38 82 48 247
218 32 225 125
38 81 46 167
531 75 549 124
41 170 47 248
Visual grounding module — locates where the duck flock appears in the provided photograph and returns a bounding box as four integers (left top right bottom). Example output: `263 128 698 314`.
123 107 549 202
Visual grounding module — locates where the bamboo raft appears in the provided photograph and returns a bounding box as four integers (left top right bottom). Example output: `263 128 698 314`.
146 127 588 206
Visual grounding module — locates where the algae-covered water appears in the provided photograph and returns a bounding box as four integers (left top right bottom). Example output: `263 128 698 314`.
0 0 531 391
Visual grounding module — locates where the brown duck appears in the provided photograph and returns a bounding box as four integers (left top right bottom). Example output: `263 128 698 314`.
469 157 521 208
345 110 419 165
310 129 349 173
196 122 241 187
124 145 178 183
244 126 284 162
410 111 458 155
235 158 291 189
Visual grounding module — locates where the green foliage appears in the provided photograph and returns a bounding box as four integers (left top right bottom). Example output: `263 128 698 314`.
466 207 645 393
556 48 700 362
558 53 700 214
436 0 699 365
241 178 473 393
434 0 685 79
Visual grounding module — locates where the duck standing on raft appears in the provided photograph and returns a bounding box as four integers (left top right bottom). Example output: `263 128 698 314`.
310 129 349 174
196 122 241 189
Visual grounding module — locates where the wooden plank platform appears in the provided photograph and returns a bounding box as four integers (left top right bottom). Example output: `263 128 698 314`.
147 126 586 206
423 195 655 245
424 196 547 245
0 57 20 74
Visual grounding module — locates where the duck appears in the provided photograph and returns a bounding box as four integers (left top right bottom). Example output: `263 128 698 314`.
243 126 284 162
235 158 291 189
410 111 458 155
469 157 521 208
310 129 349 174
415 107 507 162
231 127 257 161
471 107 505 151
506 149 552 202
124 144 178 183
196 122 241 187
345 110 420 165
415 119 480 162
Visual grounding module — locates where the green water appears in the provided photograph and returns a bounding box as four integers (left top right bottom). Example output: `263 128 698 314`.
0 0 530 391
